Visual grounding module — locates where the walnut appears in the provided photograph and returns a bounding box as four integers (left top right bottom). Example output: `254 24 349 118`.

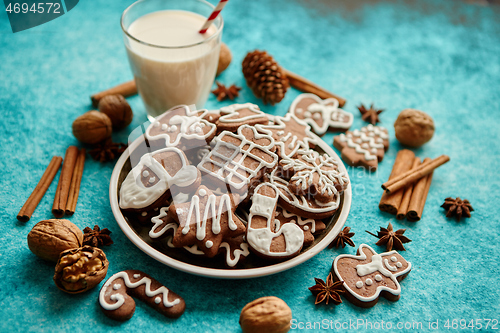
53 246 108 294
239 296 292 333
394 109 435 147
98 94 133 130
216 42 232 76
72 110 112 144
27 219 83 262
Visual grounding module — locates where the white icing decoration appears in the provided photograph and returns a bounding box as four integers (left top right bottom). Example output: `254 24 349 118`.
218 103 264 123
119 147 199 210
133 274 140 279
246 184 304 257
153 121 160 127
142 170 149 178
113 284 121 290
337 124 388 161
145 105 216 147
277 130 285 135
391 256 397 262
333 244 411 303
181 192 237 241
205 240 213 248
356 281 363 288
365 278 373 286
281 209 317 233
396 262 402 268
99 272 180 310
141 212 147 217
197 125 278 190
168 125 177 133
289 93 353 135
161 124 168 131
199 189 207 196
154 297 161 304
219 242 249 267
303 225 309 231
149 177 156 183
280 149 349 197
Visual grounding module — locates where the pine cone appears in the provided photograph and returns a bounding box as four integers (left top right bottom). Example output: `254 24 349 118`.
242 50 289 105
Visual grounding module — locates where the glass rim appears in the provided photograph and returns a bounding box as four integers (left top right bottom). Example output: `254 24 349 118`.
120 0 224 49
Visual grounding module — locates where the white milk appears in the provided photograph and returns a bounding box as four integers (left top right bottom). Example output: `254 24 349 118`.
126 10 220 117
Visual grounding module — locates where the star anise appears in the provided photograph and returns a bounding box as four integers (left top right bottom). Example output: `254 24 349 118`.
366 222 411 251
88 138 127 163
83 225 113 247
357 103 384 125
211 82 241 101
329 226 355 248
308 272 344 305
441 197 473 221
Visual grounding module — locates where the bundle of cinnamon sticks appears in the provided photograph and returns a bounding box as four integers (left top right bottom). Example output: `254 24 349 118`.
379 150 449 221
17 146 86 222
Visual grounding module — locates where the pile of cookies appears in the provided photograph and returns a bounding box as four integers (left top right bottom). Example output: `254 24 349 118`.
119 101 351 267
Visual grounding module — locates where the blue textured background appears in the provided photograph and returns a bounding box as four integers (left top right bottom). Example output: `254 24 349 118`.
1 0 499 332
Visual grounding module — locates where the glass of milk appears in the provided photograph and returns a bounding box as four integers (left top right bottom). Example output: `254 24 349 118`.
121 0 223 118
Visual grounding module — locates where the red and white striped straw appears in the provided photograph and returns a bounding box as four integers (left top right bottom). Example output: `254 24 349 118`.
199 0 229 34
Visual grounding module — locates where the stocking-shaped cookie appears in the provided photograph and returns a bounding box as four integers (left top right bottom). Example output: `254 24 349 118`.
246 183 304 260
332 244 411 308
289 93 353 136
119 147 201 212
333 125 389 171
168 186 246 257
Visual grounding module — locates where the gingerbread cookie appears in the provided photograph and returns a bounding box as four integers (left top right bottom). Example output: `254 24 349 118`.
280 148 349 203
266 168 341 219
198 125 278 193
275 206 325 247
289 93 353 136
246 183 304 260
255 113 316 159
218 234 250 268
168 186 246 257
332 244 411 308
333 124 389 171
215 103 269 133
119 147 201 211
99 270 185 321
146 105 217 148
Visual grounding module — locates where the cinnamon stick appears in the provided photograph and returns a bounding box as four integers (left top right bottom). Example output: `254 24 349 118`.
283 69 347 107
396 157 421 220
91 80 137 107
17 156 63 222
407 158 434 222
65 149 86 216
382 155 449 194
379 149 415 214
52 146 79 218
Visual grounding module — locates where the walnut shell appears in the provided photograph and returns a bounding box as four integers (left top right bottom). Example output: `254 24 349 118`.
27 219 83 262
216 42 232 76
98 95 133 130
394 109 435 147
239 296 292 333
53 246 108 294
72 110 112 144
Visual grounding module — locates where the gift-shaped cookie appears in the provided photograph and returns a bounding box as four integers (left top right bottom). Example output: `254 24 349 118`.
333 125 389 171
119 147 201 212
280 148 349 203
332 244 411 308
198 125 278 194
289 93 353 136
146 105 217 149
215 103 269 133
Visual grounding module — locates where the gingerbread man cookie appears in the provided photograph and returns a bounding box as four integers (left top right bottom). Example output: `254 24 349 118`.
146 105 217 148
215 103 269 133
280 148 349 203
99 270 185 321
333 124 389 171
289 93 353 136
119 147 201 211
332 244 411 308
246 183 304 260
168 186 246 257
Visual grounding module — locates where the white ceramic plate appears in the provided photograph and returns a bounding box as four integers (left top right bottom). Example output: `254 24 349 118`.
110 125 352 279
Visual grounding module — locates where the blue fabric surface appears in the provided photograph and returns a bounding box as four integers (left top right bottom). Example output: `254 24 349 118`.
1 0 499 332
